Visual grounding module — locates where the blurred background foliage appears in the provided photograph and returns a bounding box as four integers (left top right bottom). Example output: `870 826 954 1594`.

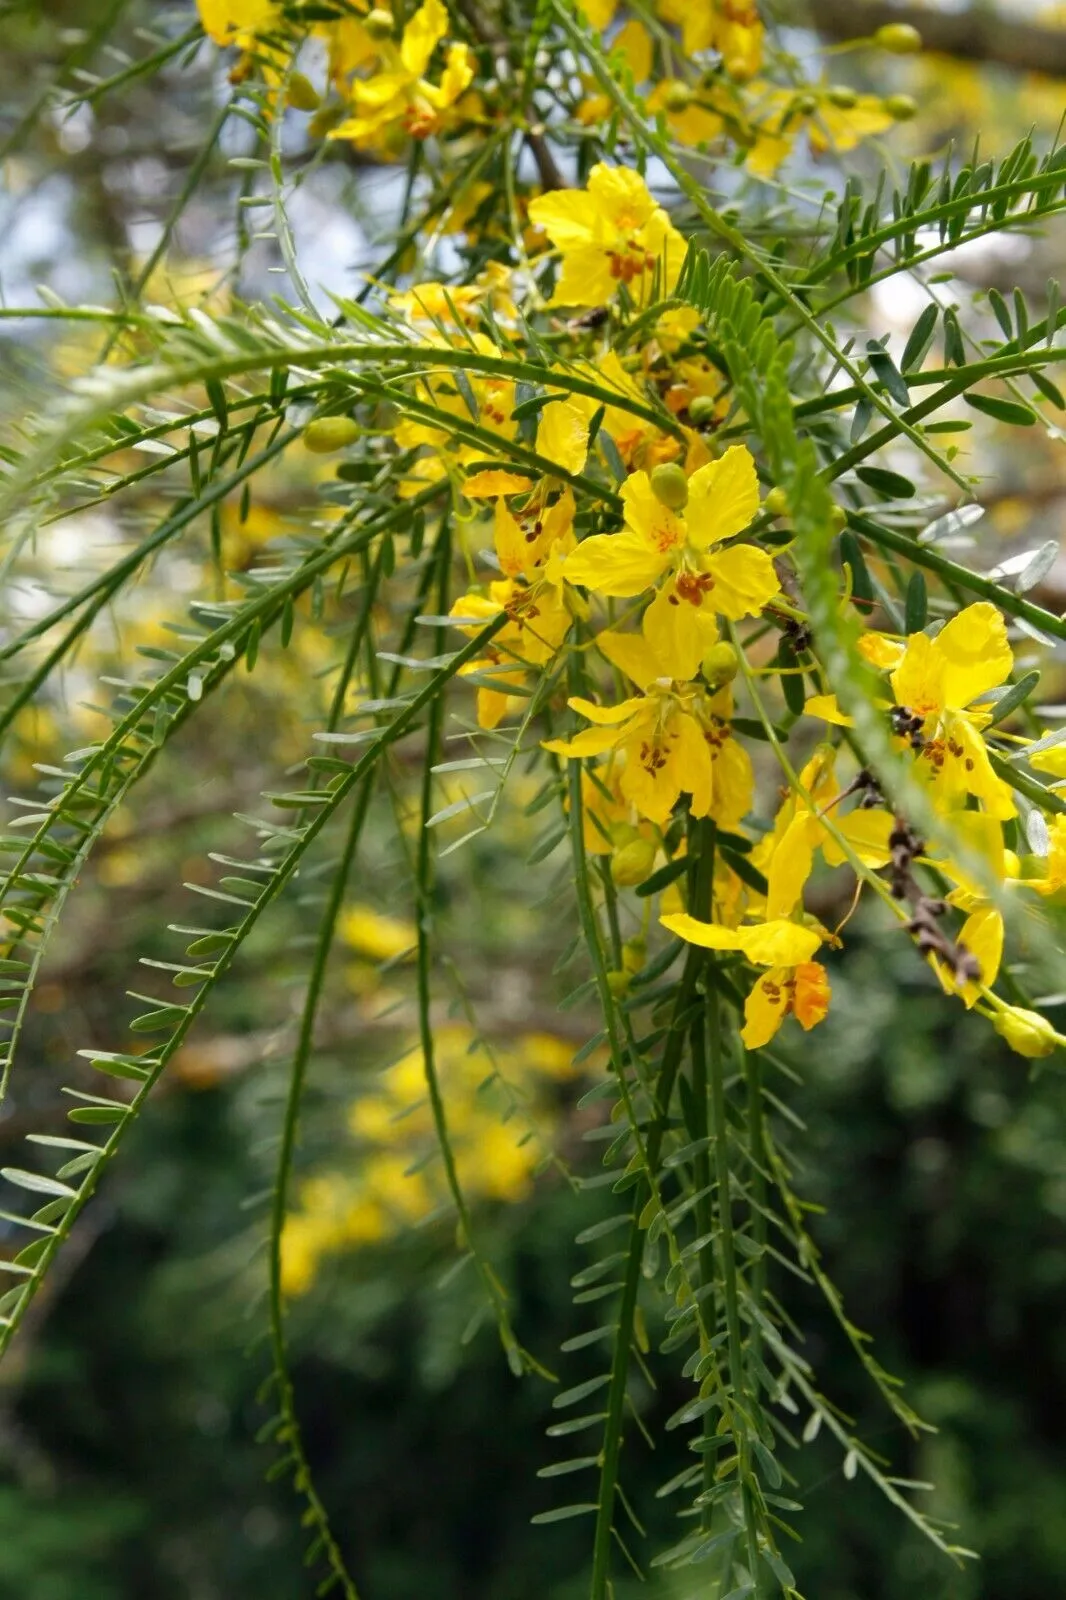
2 1 1066 1596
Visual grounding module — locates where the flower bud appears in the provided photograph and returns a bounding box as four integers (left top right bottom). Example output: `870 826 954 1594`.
701 641 739 687
828 504 846 533
622 936 646 976
991 1003 1064 1059
365 7 396 38
286 72 321 112
662 82 695 113
304 417 361 453
606 969 630 999
687 394 719 426
875 22 922 54
611 837 657 887
884 93 918 122
795 92 818 117
649 462 689 511
764 486 788 518
826 85 858 110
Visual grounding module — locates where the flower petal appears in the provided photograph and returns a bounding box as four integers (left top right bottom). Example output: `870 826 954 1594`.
686 445 760 549
701 543 779 620
565 529 666 596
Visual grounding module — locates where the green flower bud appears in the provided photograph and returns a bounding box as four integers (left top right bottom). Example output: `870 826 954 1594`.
828 504 847 533
611 837 657 888
701 640 739 687
764 486 788 518
663 82 695 113
303 417 362 453
606 969 630 999
875 22 923 55
795 93 818 117
991 1003 1065 1059
687 394 719 426
884 93 918 122
286 71 321 112
826 85 858 110
649 462 689 511
621 936 646 976
365 7 396 39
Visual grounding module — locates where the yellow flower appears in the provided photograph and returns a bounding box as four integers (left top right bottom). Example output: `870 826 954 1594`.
339 904 417 962
742 84 895 178
197 0 282 47
890 602 1016 819
545 628 753 827
329 0 473 149
450 543 575 729
563 446 774 679
661 911 830 1048
988 999 1066 1060
657 0 763 79
527 164 686 308
760 748 894 920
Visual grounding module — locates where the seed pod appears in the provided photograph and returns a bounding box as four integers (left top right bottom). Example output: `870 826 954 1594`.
649 462 689 511
611 837 657 887
303 417 361 453
875 23 922 54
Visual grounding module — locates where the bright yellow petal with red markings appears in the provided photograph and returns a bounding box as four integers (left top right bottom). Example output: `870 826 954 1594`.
493 500 529 580
643 581 717 681
536 400 589 476
685 446 760 549
934 602 1013 710
586 163 657 229
596 628 662 691
702 543 778 620
564 529 667 596
890 628 943 717
674 710 715 819
621 472 687 557
708 729 753 831
741 968 791 1049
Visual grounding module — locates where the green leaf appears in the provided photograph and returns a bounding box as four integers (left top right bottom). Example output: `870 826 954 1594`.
901 303 939 371
865 341 910 407
965 393 1038 426
1 1168 76 1200
905 570 927 634
856 465 916 500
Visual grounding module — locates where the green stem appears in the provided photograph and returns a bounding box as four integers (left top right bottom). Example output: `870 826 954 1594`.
706 986 762 1589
